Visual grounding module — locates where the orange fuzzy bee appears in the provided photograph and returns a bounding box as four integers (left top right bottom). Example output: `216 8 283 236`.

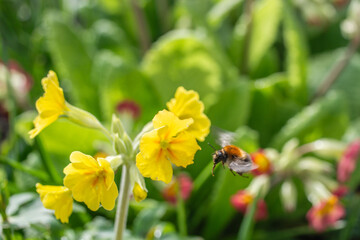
210 128 257 176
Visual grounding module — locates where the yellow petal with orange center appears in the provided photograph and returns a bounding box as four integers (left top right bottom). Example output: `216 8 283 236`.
63 151 118 211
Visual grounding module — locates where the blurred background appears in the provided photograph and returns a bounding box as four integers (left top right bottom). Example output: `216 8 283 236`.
1 0 360 239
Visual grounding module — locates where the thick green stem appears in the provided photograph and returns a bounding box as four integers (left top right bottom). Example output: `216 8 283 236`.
177 189 187 237
114 165 131 240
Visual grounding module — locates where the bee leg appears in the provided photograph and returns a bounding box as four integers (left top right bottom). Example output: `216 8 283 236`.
237 172 249 178
212 163 216 176
221 161 225 169
230 169 236 176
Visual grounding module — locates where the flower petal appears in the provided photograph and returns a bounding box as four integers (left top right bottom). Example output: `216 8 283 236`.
100 182 118 210
139 129 161 159
167 131 200 167
136 152 173 184
152 110 193 139
167 86 210 141
36 183 73 223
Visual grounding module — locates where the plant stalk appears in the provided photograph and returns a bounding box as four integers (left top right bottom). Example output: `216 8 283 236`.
114 164 131 240
177 189 187 237
130 0 151 54
311 36 360 102
240 0 254 75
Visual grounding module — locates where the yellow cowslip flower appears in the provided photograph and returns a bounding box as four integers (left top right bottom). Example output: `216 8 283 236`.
136 110 200 184
29 71 68 138
29 70 108 139
133 183 147 202
36 183 73 223
167 86 211 142
63 151 118 211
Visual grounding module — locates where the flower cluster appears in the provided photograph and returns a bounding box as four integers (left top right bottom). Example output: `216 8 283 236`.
30 71 209 224
136 87 210 184
231 138 349 229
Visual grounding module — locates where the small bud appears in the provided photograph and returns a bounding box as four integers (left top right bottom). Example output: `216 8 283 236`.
111 114 125 137
113 134 127 154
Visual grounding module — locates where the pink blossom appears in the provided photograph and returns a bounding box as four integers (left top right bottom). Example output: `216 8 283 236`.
230 190 268 221
162 174 193 205
116 99 141 119
307 196 345 232
337 140 360 182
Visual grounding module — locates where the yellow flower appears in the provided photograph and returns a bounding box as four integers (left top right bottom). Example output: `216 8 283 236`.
167 86 211 142
136 110 200 184
36 183 73 223
29 71 68 138
29 70 108 139
133 183 147 202
63 151 118 211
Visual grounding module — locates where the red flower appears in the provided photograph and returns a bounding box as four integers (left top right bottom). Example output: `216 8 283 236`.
337 140 360 183
230 190 268 221
251 150 272 176
162 174 193 205
306 196 345 232
116 99 141 119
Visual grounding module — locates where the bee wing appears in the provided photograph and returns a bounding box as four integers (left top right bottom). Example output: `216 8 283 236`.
212 126 236 147
229 156 258 174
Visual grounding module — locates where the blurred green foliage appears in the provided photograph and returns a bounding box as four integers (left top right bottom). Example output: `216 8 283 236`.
1 0 360 239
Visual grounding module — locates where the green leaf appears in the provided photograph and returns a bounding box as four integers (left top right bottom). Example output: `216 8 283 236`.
270 91 349 149
44 11 100 116
203 171 252 239
207 80 251 131
142 30 227 107
207 0 244 29
93 50 161 126
283 2 308 104
132 203 167 237
249 0 283 72
38 119 108 171
248 73 300 146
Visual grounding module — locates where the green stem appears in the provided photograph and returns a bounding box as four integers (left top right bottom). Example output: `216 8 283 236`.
35 138 62 184
0 156 49 181
114 164 131 240
311 35 360 102
177 189 187 237
130 0 151 54
239 0 254 75
237 193 259 240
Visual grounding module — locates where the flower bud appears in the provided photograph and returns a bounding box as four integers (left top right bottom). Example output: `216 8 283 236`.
113 134 127 154
65 104 105 131
111 114 125 138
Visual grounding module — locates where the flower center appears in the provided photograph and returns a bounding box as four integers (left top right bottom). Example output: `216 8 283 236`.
318 196 337 216
160 140 169 149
